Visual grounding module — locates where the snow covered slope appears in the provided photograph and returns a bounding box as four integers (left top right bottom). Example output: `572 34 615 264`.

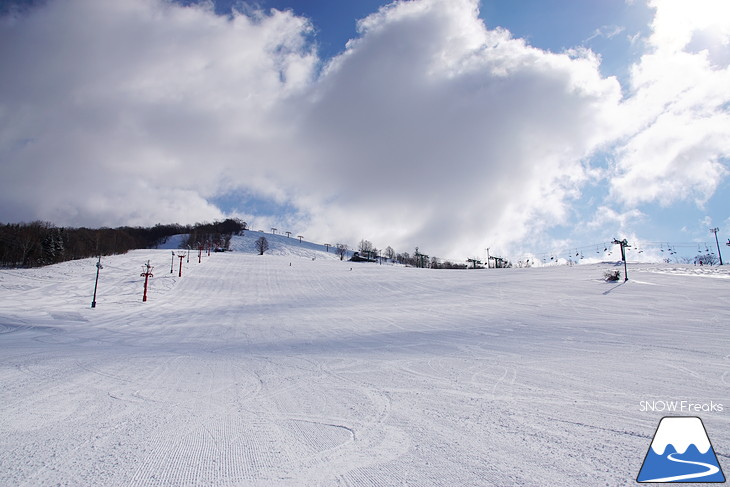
155 231 347 261
228 230 346 260
1 242 728 486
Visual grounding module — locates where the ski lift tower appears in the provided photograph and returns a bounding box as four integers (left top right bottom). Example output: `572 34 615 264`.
414 248 429 268
710 227 723 265
613 238 630 281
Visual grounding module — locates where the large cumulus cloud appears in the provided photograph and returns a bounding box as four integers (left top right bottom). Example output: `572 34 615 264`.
0 0 317 227
285 0 622 257
2 0 727 259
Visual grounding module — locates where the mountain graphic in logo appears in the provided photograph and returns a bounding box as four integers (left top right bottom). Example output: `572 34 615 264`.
638 416 725 483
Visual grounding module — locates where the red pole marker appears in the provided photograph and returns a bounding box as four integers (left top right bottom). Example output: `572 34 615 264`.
140 260 154 302
178 254 184 277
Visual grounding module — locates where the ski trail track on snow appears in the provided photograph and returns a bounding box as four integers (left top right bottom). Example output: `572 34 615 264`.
1 245 729 486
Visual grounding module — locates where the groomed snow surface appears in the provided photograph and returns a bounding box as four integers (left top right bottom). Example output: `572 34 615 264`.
1 232 728 486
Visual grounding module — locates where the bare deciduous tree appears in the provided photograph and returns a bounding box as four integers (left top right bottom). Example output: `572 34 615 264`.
696 253 718 265
255 236 269 255
359 239 373 254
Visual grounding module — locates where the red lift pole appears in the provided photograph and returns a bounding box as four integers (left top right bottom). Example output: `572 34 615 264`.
178 254 184 277
140 260 154 302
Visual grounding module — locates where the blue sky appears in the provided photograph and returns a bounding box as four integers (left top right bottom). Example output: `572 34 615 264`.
239 0 655 80
0 0 728 263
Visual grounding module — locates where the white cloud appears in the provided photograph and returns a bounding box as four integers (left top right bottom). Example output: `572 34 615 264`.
584 25 626 44
282 0 622 258
5 0 726 261
0 0 317 226
587 205 645 230
1 0 626 260
609 0 730 208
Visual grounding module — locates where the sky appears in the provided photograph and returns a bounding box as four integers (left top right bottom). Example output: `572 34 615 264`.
0 0 729 263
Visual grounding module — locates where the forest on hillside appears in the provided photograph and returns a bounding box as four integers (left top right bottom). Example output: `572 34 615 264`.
0 219 247 268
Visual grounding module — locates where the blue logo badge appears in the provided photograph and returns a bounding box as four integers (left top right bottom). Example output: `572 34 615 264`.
637 416 725 483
